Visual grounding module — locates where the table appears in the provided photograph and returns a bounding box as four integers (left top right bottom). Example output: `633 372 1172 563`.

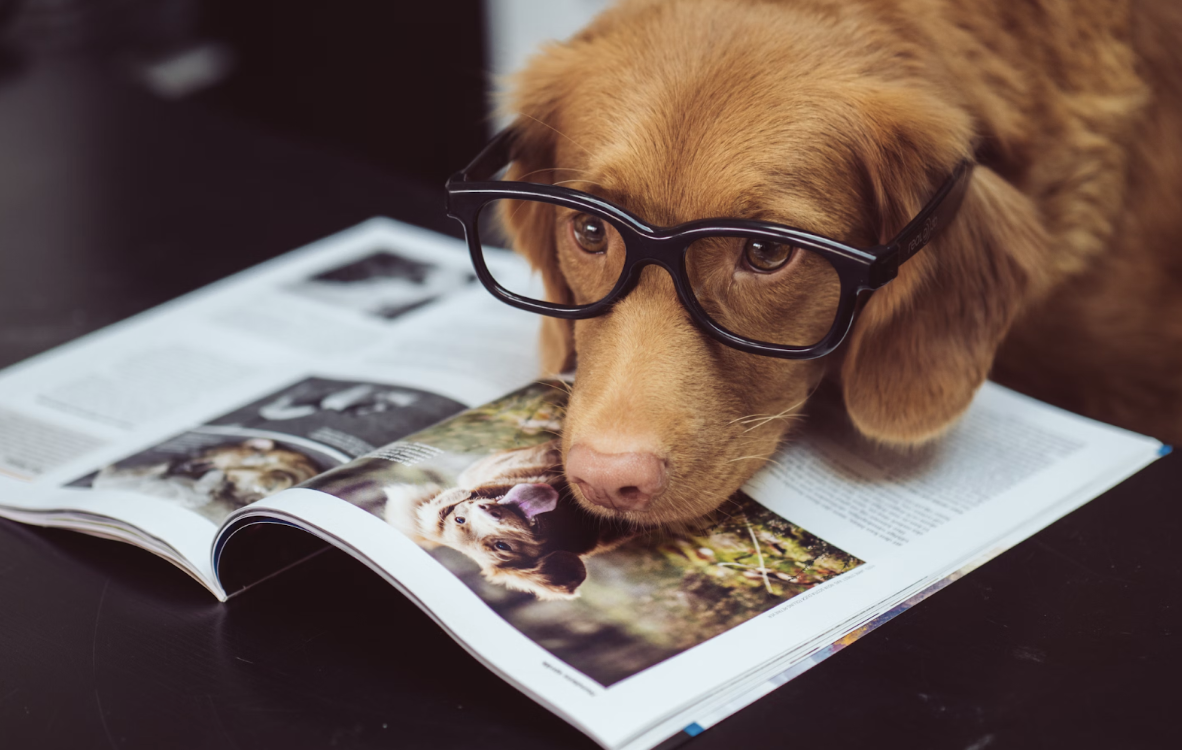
1 61 1178 750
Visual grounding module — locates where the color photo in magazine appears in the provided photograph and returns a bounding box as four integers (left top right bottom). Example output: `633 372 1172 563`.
69 377 466 523
303 382 864 687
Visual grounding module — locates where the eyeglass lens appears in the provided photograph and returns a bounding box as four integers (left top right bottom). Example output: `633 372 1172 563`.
478 199 626 307
684 236 842 348
477 198 843 348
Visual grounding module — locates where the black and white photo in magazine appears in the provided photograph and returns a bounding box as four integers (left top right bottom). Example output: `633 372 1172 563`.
285 251 475 321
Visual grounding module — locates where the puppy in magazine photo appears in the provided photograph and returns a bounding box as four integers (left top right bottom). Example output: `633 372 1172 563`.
382 438 634 600
445 0 1182 528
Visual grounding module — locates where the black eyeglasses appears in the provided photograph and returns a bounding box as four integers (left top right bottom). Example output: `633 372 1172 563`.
445 128 973 360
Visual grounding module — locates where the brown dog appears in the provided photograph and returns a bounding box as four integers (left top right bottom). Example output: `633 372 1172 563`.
495 0 1182 527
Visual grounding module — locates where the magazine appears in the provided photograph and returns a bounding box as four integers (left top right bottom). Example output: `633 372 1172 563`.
0 219 1166 750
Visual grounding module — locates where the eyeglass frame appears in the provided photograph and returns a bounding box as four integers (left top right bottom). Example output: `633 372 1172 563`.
445 127 974 360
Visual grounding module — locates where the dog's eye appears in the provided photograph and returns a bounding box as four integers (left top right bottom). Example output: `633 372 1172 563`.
742 239 796 273
494 541 511 551
454 516 466 524
571 213 608 254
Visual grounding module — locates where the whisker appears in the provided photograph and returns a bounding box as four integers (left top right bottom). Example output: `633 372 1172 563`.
738 386 822 432
536 381 572 397
729 413 772 425
742 413 803 433
515 166 593 182
727 454 787 470
515 112 593 156
739 413 786 425
712 505 738 526
536 379 575 400
503 199 532 227
552 178 610 191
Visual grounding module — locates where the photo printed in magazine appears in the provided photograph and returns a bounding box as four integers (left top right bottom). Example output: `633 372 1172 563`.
301 381 864 688
284 250 475 322
68 377 467 524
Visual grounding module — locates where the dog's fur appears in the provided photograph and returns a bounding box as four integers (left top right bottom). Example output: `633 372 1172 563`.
92 438 320 521
383 440 632 599
497 0 1182 527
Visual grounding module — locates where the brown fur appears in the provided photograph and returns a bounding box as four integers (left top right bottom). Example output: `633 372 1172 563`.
498 0 1182 526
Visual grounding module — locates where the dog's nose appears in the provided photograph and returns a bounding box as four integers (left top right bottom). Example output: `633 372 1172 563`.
566 444 667 512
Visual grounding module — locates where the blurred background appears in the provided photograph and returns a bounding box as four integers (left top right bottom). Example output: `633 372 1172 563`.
0 0 609 188
0 0 614 369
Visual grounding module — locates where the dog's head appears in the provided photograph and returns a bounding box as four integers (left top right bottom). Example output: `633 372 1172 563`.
407 480 589 600
175 439 320 505
497 0 1055 526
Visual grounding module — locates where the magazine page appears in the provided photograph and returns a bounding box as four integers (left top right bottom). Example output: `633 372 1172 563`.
0 218 542 595
631 458 1144 750
211 379 1163 749
621 386 1168 750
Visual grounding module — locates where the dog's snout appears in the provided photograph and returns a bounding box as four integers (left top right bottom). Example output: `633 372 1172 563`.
567 444 667 512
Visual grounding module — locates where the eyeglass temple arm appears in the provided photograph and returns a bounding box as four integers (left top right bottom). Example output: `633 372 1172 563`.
454 130 973 280
453 127 518 184
884 160 975 269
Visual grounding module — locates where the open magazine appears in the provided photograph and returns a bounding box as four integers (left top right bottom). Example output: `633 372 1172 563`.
0 219 1166 750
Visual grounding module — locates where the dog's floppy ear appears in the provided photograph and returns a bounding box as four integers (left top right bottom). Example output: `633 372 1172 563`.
496 120 577 376
497 42 586 376
840 89 1054 445
486 550 587 600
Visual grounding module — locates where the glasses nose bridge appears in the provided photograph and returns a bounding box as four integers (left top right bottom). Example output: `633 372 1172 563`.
623 225 689 265
616 230 695 310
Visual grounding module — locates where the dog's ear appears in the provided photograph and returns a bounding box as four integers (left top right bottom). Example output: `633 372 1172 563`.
486 551 587 600
496 121 577 376
840 88 1054 445
497 42 584 376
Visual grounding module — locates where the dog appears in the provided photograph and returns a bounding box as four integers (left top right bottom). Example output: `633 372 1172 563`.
91 438 321 521
494 0 1182 527
383 440 632 599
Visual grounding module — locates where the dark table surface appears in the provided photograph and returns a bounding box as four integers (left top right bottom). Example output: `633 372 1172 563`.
1 61 1179 750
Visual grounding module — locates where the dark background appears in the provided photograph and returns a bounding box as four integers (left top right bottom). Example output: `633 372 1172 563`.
0 2 1179 750
0 0 490 368
193 0 490 185
3 0 490 187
